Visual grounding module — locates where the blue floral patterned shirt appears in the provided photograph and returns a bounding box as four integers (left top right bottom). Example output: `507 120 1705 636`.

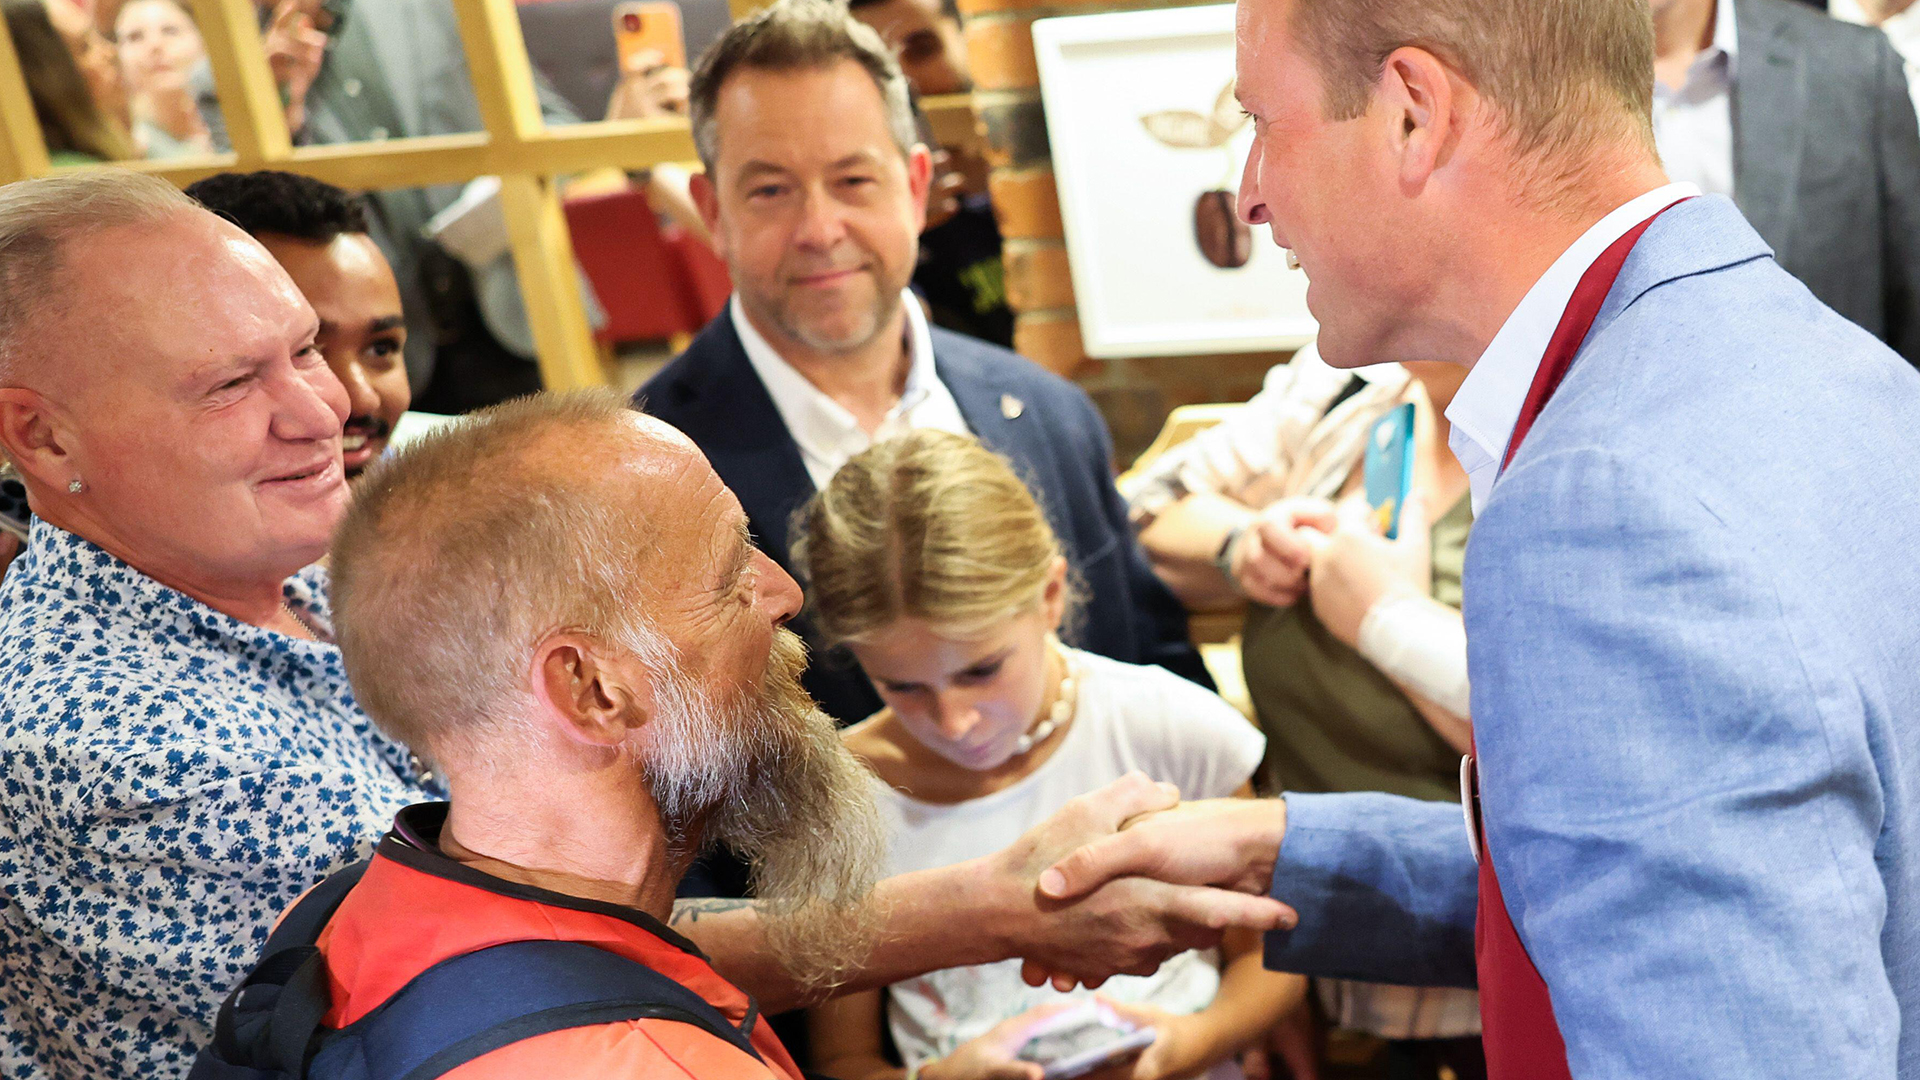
0 521 431 1078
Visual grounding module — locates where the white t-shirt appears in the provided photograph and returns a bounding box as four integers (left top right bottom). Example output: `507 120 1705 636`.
877 649 1266 1077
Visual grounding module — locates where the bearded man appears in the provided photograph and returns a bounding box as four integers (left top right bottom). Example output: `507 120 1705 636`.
301 390 902 1077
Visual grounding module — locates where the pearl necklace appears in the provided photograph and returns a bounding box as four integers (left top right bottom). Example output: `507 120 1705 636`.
281 599 319 640
1013 644 1079 756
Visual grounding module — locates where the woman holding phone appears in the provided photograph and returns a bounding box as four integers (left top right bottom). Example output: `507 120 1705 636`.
1124 346 1481 1079
798 431 1302 1080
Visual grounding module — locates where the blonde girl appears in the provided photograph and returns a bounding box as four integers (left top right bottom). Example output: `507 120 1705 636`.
797 430 1304 1080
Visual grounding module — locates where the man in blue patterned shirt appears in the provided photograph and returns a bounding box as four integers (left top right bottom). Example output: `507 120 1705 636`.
0 171 434 1077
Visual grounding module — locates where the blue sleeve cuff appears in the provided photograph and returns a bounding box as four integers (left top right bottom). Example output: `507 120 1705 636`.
1263 791 1480 988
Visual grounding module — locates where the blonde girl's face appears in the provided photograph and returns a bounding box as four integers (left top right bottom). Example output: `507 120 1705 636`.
849 558 1069 773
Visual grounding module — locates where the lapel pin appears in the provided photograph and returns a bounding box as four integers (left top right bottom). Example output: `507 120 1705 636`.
1001 394 1025 420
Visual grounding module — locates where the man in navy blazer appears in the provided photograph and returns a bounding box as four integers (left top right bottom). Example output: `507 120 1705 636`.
637 2 1207 735
1036 0 1920 1075
643 310 1209 720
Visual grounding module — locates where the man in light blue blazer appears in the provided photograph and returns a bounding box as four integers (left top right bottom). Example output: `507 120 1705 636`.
1033 0 1920 1074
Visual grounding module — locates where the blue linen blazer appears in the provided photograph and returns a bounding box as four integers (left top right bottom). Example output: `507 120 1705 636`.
637 308 1210 727
1264 196 1920 1077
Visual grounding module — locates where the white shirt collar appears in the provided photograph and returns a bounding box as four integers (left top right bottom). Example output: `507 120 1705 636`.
1713 0 1740 75
731 292 968 489
1444 181 1702 512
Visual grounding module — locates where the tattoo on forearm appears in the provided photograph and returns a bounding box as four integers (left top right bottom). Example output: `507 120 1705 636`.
670 897 761 926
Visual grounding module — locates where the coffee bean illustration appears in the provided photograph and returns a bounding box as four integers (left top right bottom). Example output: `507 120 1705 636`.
1194 189 1252 269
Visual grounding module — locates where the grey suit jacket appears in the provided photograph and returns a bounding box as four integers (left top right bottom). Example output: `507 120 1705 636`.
1734 0 1920 365
193 0 587 388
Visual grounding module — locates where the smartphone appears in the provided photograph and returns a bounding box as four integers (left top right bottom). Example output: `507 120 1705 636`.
612 1 687 72
1363 402 1416 540
1015 1002 1157 1080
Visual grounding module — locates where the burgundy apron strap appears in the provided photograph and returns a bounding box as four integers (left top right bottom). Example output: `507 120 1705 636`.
1470 196 1689 1080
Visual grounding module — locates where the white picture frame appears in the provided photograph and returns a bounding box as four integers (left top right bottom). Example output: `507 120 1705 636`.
1032 5 1316 358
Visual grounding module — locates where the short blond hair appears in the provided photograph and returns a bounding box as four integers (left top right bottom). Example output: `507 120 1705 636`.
329 390 669 766
792 430 1071 647
1288 0 1656 161
0 170 194 384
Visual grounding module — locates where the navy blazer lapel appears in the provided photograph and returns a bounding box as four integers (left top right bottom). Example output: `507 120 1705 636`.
666 311 815 565
1731 0 1807 264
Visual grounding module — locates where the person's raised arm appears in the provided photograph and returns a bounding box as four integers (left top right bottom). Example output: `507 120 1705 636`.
670 773 1297 1013
1305 494 1473 752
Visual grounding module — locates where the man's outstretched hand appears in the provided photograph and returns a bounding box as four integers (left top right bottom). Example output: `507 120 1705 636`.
1042 796 1289 899
1019 795 1291 988
982 775 1295 992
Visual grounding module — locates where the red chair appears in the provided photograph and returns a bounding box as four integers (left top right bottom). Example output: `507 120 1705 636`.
562 188 731 346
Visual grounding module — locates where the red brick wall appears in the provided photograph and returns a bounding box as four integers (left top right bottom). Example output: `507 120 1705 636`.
960 0 1293 461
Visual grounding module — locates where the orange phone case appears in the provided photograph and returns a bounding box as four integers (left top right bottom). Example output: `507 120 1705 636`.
613 2 687 72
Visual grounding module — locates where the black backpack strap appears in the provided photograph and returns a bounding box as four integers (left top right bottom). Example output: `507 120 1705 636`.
193 862 372 1079
322 939 765 1080
262 861 371 954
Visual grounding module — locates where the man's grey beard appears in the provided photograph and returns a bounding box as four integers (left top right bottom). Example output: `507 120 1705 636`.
767 282 901 354
635 627 887 992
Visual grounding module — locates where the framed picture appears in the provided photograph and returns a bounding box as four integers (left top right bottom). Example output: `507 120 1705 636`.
1032 5 1315 358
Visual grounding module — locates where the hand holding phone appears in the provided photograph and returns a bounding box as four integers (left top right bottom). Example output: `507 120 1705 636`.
613 1 687 72
1015 1001 1156 1080
608 3 690 121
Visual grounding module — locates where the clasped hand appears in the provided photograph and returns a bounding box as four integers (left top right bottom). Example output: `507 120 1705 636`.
989 774 1293 992
1304 492 1432 647
994 779 1292 993
1229 489 1431 645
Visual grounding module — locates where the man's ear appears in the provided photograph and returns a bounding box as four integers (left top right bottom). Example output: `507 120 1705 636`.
530 632 657 748
0 388 75 493
690 169 728 261
906 142 935 223
1379 46 1465 191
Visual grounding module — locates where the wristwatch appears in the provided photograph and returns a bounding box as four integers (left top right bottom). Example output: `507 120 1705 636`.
1215 522 1247 578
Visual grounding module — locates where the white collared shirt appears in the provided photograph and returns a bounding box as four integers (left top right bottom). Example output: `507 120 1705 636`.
1652 0 1739 197
732 292 972 489
1445 182 1704 513
1831 0 1920 123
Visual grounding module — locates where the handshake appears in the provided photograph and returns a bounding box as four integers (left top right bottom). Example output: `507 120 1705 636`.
682 772 1296 1015
964 772 1293 992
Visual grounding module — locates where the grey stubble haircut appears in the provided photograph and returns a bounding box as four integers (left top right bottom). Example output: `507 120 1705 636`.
0 170 196 385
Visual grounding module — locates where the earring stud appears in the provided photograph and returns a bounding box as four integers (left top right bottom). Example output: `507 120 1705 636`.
67 479 83 494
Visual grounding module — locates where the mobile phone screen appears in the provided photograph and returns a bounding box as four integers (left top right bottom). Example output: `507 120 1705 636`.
1015 1004 1156 1080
